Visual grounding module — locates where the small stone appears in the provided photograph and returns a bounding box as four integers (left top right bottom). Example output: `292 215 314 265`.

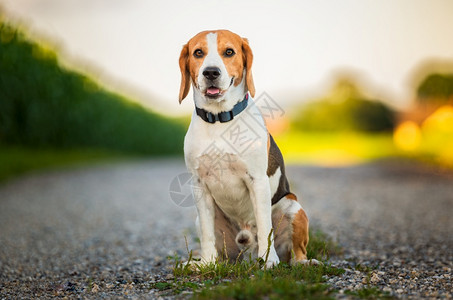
370 273 381 284
91 283 100 293
430 291 439 297
410 270 420 278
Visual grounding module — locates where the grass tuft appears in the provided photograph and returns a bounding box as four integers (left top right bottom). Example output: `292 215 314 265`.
156 228 346 299
195 275 332 300
307 229 343 262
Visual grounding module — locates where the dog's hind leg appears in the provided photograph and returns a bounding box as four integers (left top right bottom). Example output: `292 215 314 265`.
271 194 299 263
213 203 241 262
289 197 310 264
272 193 320 265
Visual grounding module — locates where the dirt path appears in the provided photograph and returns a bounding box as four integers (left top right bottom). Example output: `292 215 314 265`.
0 159 452 298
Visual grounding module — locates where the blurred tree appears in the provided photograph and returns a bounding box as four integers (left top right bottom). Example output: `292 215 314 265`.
407 58 453 99
417 73 453 103
293 79 395 132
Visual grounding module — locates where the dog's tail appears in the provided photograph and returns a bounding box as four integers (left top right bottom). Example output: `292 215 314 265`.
235 229 256 248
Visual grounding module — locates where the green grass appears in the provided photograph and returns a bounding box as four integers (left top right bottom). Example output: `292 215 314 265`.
158 261 343 299
194 266 337 300
0 145 128 183
150 229 345 299
307 229 343 262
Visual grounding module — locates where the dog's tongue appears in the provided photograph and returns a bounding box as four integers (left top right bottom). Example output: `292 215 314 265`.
207 87 220 95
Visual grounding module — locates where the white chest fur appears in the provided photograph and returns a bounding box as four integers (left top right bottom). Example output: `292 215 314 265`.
184 102 269 226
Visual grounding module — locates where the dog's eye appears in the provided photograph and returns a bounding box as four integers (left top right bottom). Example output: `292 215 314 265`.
193 49 204 58
225 48 235 57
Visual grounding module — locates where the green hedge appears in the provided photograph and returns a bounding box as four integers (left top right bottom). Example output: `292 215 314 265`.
0 20 185 155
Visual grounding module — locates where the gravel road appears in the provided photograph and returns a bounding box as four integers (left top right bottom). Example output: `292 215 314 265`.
0 159 452 299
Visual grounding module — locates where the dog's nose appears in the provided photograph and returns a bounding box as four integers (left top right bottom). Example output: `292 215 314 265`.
203 67 221 80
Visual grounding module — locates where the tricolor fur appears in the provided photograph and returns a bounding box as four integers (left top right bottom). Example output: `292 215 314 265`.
179 30 317 267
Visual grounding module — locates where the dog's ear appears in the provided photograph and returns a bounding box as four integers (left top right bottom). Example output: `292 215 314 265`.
242 38 255 98
178 43 190 103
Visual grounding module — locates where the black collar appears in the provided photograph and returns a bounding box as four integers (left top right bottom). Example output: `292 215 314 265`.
195 94 249 124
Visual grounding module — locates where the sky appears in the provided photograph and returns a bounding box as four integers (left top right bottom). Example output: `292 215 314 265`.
1 0 453 115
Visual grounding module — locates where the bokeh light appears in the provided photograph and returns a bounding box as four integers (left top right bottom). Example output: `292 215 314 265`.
393 121 422 152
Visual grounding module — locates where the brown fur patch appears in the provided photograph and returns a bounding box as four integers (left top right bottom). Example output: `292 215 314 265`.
178 43 190 102
186 31 209 90
291 208 309 262
178 31 210 102
285 193 298 201
241 38 255 97
216 30 245 88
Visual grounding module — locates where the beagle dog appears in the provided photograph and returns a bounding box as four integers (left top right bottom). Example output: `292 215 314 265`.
179 30 317 267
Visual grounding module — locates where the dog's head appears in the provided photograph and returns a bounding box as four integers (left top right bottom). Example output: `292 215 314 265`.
178 30 255 107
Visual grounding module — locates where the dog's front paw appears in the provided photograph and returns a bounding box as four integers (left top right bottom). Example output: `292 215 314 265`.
292 258 323 266
200 257 217 266
181 254 216 271
181 259 198 270
198 244 218 264
263 252 280 269
264 258 279 268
